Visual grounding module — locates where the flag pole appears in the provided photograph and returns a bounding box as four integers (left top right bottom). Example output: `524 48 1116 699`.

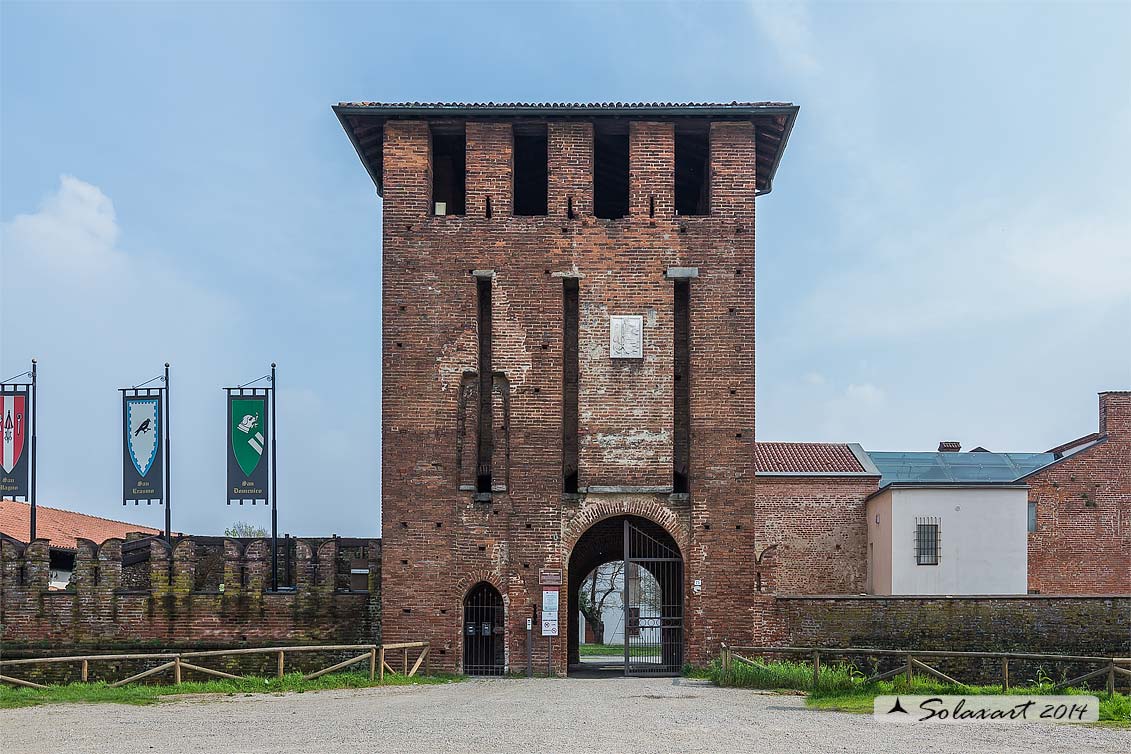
270 362 278 591
164 362 171 541
29 358 37 542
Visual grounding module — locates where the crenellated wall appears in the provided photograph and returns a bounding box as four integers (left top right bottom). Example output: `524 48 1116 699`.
0 536 380 654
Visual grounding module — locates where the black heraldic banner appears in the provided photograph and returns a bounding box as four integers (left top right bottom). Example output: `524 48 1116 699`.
228 393 268 501
123 394 164 502
0 389 30 497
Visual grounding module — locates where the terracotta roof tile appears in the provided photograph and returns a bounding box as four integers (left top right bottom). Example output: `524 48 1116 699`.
755 442 867 474
0 499 162 551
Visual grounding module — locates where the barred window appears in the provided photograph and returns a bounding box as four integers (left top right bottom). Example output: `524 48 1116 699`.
1028 501 1037 533
915 518 940 566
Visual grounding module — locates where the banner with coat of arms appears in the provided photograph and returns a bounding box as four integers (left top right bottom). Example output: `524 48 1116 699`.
227 393 269 501
123 393 163 502
0 390 30 497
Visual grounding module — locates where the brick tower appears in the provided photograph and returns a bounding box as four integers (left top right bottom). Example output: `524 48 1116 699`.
336 102 798 674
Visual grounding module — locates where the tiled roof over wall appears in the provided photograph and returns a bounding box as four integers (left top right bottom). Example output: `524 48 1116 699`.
0 500 161 551
755 442 870 475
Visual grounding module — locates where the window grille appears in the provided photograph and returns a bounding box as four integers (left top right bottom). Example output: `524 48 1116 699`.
915 517 940 565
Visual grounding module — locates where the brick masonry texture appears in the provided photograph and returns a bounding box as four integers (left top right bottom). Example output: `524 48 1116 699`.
756 594 1130 685
0 536 380 661
1025 392 1131 594
380 118 762 673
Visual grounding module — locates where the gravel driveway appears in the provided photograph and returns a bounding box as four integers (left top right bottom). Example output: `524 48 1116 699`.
1 677 1125 754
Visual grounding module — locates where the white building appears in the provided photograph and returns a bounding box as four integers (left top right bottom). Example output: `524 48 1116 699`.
866 484 1029 595
578 561 662 646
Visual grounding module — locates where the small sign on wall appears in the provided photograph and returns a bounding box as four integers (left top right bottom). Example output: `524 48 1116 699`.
541 589 559 636
610 315 644 359
542 590 560 613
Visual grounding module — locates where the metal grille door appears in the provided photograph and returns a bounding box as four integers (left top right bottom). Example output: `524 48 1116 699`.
623 519 683 676
464 582 505 675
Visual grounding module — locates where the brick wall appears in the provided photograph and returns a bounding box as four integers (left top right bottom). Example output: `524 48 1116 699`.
751 594 1130 684
1026 392 1131 594
0 536 380 655
752 476 878 595
380 117 761 672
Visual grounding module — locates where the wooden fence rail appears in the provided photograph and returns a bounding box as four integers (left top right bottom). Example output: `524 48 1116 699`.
0 642 430 689
719 644 1131 694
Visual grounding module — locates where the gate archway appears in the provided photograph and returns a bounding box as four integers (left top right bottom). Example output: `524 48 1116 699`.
567 515 684 676
463 581 505 675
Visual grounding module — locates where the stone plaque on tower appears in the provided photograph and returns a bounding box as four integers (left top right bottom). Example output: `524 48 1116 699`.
610 315 643 359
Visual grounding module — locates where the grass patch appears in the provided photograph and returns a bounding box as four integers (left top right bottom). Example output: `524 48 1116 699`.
0 671 461 709
711 659 1130 724
577 644 656 658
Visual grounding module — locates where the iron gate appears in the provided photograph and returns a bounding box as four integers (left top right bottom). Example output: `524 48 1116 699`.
464 582 505 675
623 519 683 676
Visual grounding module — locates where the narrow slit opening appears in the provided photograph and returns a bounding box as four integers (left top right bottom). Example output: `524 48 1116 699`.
476 277 493 494
673 279 691 493
562 277 580 493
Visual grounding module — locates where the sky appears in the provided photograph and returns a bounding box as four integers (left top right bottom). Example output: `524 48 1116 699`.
2 1 1129 538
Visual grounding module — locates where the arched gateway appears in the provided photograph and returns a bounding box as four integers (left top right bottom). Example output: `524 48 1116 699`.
567 516 684 676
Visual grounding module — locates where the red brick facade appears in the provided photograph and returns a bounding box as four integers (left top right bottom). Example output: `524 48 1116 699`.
753 476 878 595
359 105 796 674
1025 392 1131 594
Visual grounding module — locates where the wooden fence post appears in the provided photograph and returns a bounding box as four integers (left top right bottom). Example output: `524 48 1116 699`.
1107 662 1116 695
174 657 182 685
277 651 285 679
812 651 821 689
369 648 376 681
1001 657 1009 692
905 654 913 684
379 647 385 683
403 647 408 675
81 659 89 683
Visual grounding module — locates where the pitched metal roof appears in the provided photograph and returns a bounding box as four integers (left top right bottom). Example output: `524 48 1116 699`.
866 451 1058 488
333 100 799 197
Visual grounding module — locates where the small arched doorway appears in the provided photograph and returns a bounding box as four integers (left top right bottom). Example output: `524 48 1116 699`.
567 515 684 676
463 582 505 675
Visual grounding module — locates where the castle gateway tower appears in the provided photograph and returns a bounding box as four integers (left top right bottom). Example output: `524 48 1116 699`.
336 101 798 675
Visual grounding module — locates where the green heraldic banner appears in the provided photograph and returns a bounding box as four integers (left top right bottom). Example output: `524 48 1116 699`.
227 394 268 501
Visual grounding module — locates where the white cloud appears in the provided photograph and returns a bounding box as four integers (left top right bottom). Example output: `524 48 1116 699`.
747 1 820 75
2 176 121 275
787 196 1131 343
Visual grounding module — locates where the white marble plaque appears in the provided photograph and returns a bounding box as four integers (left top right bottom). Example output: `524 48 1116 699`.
610 315 644 359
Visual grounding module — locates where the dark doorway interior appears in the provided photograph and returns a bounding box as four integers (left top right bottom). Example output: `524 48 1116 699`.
464 581 505 675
